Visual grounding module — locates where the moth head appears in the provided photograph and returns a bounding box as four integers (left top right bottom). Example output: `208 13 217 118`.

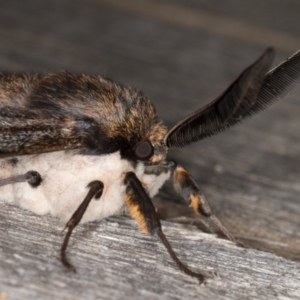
131 121 168 163
133 134 168 164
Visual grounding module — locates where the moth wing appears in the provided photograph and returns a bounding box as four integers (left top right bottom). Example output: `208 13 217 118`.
0 73 123 157
165 48 300 147
0 110 92 156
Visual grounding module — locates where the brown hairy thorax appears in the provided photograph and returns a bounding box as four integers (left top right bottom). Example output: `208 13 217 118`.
0 72 168 160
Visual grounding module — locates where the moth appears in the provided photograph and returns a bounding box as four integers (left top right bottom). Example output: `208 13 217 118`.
0 48 300 283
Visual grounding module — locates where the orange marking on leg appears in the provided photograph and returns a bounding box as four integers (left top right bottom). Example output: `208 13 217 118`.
175 166 188 179
190 194 200 215
125 196 149 233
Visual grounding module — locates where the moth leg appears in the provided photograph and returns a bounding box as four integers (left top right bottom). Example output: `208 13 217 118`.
61 180 104 272
124 171 205 283
173 165 244 247
0 170 42 188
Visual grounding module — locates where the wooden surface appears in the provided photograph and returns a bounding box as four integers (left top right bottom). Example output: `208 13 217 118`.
1 0 300 299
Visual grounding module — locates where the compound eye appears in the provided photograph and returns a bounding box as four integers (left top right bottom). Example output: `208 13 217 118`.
134 140 154 160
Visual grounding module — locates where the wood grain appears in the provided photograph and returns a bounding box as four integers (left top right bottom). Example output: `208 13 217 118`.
0 0 300 299
1 204 300 300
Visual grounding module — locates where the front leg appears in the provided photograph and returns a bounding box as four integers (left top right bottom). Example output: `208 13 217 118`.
0 170 42 187
173 165 243 247
61 180 104 271
124 171 205 283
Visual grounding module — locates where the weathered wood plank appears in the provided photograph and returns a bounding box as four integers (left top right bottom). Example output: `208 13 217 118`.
1 203 300 300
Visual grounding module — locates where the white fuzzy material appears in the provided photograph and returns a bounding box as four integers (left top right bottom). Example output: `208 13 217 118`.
0 151 171 223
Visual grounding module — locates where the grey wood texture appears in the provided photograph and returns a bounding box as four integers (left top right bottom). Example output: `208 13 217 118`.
0 0 300 299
